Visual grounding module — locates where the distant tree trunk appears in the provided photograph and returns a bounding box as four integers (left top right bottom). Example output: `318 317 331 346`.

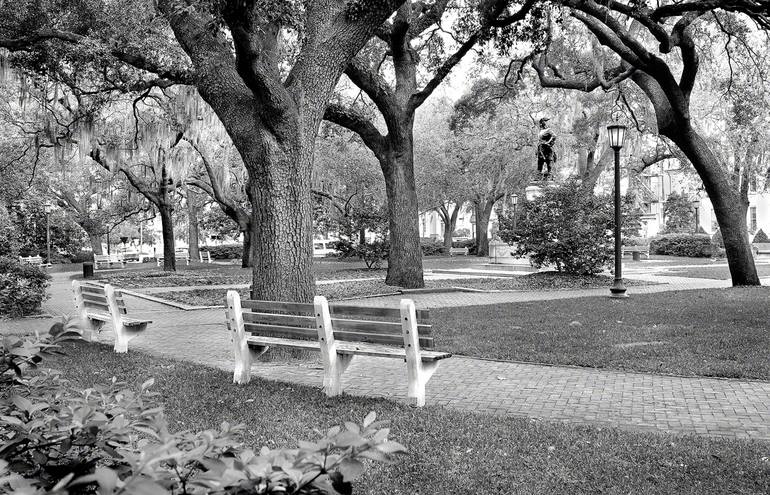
438 203 461 252
87 233 104 255
474 200 495 256
157 201 176 271
380 131 424 288
359 228 366 245
241 228 252 268
186 188 200 260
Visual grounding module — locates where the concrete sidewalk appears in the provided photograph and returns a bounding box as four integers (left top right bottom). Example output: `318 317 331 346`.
3 269 770 440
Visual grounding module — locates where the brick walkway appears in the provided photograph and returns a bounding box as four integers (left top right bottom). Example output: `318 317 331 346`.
3 268 770 440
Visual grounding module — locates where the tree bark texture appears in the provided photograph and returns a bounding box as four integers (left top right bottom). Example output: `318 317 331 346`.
241 228 253 268
186 188 200 260
438 204 460 252
380 135 425 288
474 200 494 257
158 203 176 272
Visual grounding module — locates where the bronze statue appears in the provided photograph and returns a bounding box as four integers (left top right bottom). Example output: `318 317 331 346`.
537 117 556 181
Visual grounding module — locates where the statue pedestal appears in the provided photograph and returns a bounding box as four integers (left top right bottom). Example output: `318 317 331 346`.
488 239 519 264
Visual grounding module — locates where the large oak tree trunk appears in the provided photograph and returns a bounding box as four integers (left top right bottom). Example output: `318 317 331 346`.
380 137 424 288
158 203 176 272
667 126 759 285
474 200 494 256
246 132 315 302
88 234 104 255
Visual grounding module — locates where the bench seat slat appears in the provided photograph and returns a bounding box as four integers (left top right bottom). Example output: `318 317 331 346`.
242 312 315 327
81 285 106 295
85 311 111 322
122 317 152 327
329 303 430 323
246 336 321 351
242 300 314 314
330 317 431 336
336 342 450 361
333 330 434 348
244 323 318 340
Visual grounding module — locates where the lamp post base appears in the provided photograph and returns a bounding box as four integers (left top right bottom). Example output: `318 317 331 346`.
609 279 628 299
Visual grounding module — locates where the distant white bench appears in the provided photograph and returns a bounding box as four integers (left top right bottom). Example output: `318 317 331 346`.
94 253 125 269
226 293 451 407
449 247 469 256
621 245 650 259
18 255 50 268
199 250 211 263
753 243 770 255
72 280 151 353
156 248 191 267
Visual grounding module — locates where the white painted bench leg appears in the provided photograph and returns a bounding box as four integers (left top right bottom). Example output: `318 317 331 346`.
113 323 146 353
315 296 352 396
401 298 439 407
72 280 101 342
227 290 257 384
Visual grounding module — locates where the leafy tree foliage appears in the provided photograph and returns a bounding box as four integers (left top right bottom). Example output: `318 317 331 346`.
662 192 696 234
498 181 613 275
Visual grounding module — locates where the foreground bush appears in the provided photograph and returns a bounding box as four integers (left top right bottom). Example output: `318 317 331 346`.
498 181 613 275
0 256 51 317
0 326 404 494
207 244 243 260
420 238 445 256
650 233 713 257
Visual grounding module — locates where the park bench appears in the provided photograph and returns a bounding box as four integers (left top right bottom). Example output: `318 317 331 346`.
621 245 650 260
225 292 451 407
18 255 50 268
199 250 212 263
156 248 191 267
94 253 126 269
449 247 469 256
71 280 152 353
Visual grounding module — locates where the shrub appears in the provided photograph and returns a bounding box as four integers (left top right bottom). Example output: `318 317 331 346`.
661 192 695 234
0 206 19 257
650 233 713 257
0 256 51 317
752 229 769 244
0 324 404 494
69 250 94 263
452 228 470 238
207 243 243 260
498 181 613 275
420 238 445 256
332 238 357 258
712 229 724 248
356 240 389 269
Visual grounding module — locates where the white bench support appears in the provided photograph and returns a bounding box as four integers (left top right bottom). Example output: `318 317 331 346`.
72 280 104 341
314 296 353 397
105 285 145 353
401 299 439 407
227 290 265 384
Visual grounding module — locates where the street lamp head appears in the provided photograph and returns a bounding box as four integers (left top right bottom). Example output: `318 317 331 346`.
43 201 53 214
607 124 627 149
512 194 518 206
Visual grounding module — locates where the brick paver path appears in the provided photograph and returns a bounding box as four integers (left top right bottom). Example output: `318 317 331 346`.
3 268 770 440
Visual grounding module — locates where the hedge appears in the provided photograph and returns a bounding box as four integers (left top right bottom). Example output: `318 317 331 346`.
0 256 51 317
205 243 243 259
650 233 714 257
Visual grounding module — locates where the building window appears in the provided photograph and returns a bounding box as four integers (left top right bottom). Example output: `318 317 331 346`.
750 206 757 233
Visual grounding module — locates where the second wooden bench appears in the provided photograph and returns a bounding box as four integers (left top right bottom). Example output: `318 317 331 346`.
226 293 451 406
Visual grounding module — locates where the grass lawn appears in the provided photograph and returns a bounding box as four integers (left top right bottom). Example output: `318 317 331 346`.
46 342 770 494
155 272 655 306
432 287 770 380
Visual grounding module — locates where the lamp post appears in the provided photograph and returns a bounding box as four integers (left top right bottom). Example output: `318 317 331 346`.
607 124 628 299
43 201 53 265
511 194 518 235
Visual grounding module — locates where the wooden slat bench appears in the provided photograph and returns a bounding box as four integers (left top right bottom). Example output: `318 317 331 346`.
94 253 125 269
19 255 50 268
449 247 469 256
621 245 650 259
226 293 451 406
199 250 212 263
156 248 191 267
72 280 152 353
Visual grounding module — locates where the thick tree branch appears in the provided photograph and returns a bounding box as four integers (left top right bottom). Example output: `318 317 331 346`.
323 103 387 158
344 56 398 120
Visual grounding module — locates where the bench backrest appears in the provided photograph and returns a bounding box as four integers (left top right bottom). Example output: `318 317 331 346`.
74 281 128 316
237 299 434 349
19 255 43 264
175 248 190 258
